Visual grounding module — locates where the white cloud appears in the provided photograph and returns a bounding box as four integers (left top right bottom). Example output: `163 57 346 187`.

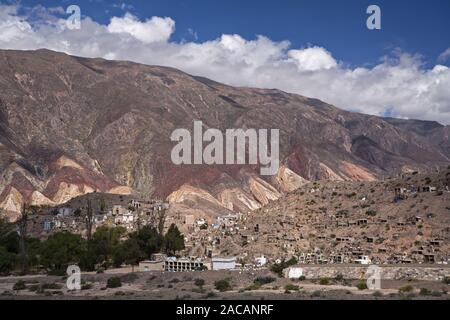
0 5 33 42
107 13 175 43
288 46 337 71
1 4 450 124
438 48 450 63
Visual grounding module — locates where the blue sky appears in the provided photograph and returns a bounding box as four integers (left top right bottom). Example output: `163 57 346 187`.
1 0 449 123
13 0 450 68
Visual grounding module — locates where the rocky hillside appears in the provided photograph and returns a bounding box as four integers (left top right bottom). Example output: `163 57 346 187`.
0 49 449 220
216 168 450 263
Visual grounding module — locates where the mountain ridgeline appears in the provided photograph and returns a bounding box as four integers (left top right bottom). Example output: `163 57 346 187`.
0 49 449 220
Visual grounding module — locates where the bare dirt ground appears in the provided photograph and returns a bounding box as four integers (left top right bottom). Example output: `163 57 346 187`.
0 268 449 300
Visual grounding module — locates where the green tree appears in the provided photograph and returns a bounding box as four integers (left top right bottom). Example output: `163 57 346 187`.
40 232 86 274
163 224 185 255
99 197 107 213
5 205 42 275
112 238 141 271
90 226 126 264
130 225 163 259
25 237 42 270
0 246 16 274
17 203 31 274
0 218 19 254
80 226 126 271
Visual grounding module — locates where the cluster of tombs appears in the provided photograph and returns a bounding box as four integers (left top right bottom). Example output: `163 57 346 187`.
204 195 450 266
170 204 449 266
174 213 245 258
393 184 445 201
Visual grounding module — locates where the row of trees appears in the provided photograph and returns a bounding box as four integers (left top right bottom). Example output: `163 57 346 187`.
0 217 185 275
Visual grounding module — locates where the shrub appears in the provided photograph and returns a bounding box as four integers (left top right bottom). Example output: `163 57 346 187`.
319 278 330 285
169 278 180 283
399 285 414 293
214 279 232 292
337 209 349 216
286 257 298 266
442 277 450 285
205 291 217 299
373 291 383 297
357 282 368 290
366 210 377 217
28 284 40 292
13 280 26 291
310 290 321 298
285 284 299 291
254 276 276 285
245 283 261 291
106 277 122 288
194 278 205 287
270 260 295 277
42 283 62 290
419 288 431 296
431 291 442 297
81 283 93 290
334 273 344 282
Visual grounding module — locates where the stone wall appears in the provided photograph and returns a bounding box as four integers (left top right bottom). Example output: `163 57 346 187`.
291 265 450 281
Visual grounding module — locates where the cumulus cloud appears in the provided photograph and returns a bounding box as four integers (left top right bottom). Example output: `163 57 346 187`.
0 5 33 42
107 13 175 43
0 4 450 124
439 48 450 63
288 46 337 71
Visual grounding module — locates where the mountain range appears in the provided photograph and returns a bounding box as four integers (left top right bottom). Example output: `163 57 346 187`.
0 49 449 221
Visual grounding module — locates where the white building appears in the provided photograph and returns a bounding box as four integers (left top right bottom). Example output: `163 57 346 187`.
212 257 236 271
196 218 206 226
354 255 372 265
283 267 304 279
57 207 73 217
165 257 204 272
255 255 267 267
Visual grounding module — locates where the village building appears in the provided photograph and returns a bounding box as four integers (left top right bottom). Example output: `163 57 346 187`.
283 266 303 279
112 205 128 216
139 260 165 272
165 257 204 272
211 257 236 271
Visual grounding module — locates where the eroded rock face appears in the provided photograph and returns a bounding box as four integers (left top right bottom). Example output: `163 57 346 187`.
0 154 131 221
217 188 261 212
167 184 222 207
1 49 449 220
30 190 55 207
275 166 309 193
0 187 23 214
